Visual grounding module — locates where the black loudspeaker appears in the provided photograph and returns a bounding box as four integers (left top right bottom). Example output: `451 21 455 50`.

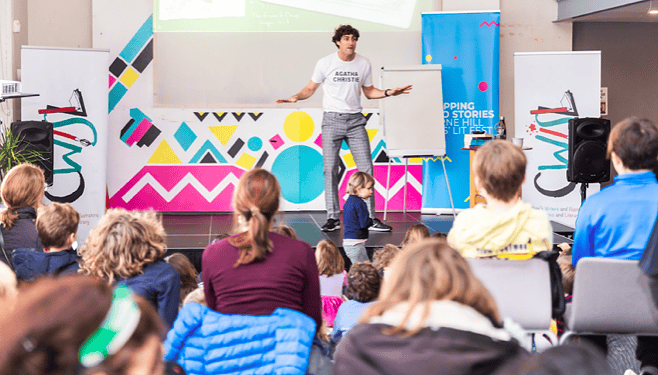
10 121 54 185
567 117 611 184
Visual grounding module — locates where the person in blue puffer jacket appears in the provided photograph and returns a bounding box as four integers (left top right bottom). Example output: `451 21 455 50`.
164 302 316 375
13 202 80 281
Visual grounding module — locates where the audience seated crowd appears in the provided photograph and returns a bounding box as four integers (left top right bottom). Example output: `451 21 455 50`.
2 116 658 374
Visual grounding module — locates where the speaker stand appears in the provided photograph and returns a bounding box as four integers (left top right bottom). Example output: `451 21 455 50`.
580 182 589 204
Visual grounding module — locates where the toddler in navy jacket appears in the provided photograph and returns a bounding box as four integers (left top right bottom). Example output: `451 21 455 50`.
342 172 374 264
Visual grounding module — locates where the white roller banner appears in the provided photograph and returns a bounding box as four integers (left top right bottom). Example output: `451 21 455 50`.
514 51 601 228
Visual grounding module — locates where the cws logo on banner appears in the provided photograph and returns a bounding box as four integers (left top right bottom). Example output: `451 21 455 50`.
514 52 601 227
421 12 500 212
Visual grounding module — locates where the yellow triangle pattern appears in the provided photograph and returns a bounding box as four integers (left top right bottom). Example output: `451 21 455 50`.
252 112 260 116
366 129 379 142
209 126 238 146
343 153 356 168
147 140 181 164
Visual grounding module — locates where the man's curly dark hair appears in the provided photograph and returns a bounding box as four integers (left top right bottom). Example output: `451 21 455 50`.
332 25 360 47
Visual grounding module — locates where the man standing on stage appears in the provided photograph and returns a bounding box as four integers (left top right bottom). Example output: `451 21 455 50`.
277 25 412 232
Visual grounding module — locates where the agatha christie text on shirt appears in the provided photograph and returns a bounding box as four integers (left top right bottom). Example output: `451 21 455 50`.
333 71 360 83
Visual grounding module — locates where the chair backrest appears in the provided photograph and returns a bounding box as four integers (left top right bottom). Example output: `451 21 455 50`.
568 257 658 334
467 258 552 330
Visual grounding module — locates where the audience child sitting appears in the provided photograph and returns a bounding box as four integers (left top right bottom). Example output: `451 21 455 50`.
571 117 658 375
315 239 347 327
12 203 80 281
202 168 322 329
430 231 448 241
448 140 552 258
0 163 45 262
372 244 400 276
556 244 574 301
332 261 381 343
79 209 181 328
0 276 171 375
182 287 206 306
333 239 530 375
272 224 298 239
343 172 375 264
0 262 17 314
401 223 430 247
165 253 200 306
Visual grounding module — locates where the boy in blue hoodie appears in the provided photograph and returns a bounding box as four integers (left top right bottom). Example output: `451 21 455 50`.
12 203 80 281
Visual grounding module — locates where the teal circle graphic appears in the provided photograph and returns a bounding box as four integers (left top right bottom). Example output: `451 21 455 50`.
271 145 324 204
248 137 263 152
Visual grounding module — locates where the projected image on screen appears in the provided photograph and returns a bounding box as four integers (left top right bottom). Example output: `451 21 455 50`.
262 0 418 29
159 0 246 20
155 0 432 32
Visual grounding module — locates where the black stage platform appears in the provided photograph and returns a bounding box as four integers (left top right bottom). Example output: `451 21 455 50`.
163 211 573 271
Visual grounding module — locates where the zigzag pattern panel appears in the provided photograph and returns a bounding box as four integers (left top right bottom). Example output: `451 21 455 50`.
110 165 245 211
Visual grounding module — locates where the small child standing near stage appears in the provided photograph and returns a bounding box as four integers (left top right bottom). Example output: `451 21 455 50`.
316 239 347 327
342 172 375 265
447 140 552 259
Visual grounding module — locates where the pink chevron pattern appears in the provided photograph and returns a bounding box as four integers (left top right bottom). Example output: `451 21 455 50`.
110 165 245 211
338 165 423 210
480 21 500 27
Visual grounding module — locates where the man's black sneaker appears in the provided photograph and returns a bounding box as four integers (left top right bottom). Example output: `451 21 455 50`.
369 218 392 232
321 219 340 232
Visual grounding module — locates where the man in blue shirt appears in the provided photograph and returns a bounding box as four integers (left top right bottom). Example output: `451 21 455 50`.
572 117 658 375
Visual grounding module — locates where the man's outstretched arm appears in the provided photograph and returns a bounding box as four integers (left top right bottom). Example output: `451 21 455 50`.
362 84 412 100
276 80 322 103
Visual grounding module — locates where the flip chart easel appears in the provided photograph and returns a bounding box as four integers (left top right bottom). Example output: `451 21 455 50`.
379 65 455 218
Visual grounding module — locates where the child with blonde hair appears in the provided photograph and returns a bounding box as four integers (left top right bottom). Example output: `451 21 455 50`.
79 209 181 327
343 172 375 264
272 224 298 239
13 202 80 281
316 239 347 326
372 244 401 276
401 224 430 248
448 140 552 259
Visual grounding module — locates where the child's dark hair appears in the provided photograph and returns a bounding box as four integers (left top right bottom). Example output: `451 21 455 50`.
165 253 199 303
332 25 360 47
36 203 79 249
346 262 381 302
272 225 297 239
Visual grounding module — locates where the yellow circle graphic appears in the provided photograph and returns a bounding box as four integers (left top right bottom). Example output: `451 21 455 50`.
284 111 315 142
425 55 432 62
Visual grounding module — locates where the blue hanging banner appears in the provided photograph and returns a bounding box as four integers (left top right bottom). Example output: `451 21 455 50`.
421 12 500 212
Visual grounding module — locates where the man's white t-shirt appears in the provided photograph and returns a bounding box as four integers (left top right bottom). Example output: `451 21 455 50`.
311 52 373 113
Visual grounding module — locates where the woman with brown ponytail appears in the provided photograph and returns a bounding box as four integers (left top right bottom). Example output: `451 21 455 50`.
0 164 45 263
202 168 322 328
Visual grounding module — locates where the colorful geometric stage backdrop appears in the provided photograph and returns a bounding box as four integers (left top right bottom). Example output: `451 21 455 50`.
100 8 424 212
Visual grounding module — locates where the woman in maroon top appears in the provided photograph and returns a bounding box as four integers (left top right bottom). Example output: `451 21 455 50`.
202 168 322 328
